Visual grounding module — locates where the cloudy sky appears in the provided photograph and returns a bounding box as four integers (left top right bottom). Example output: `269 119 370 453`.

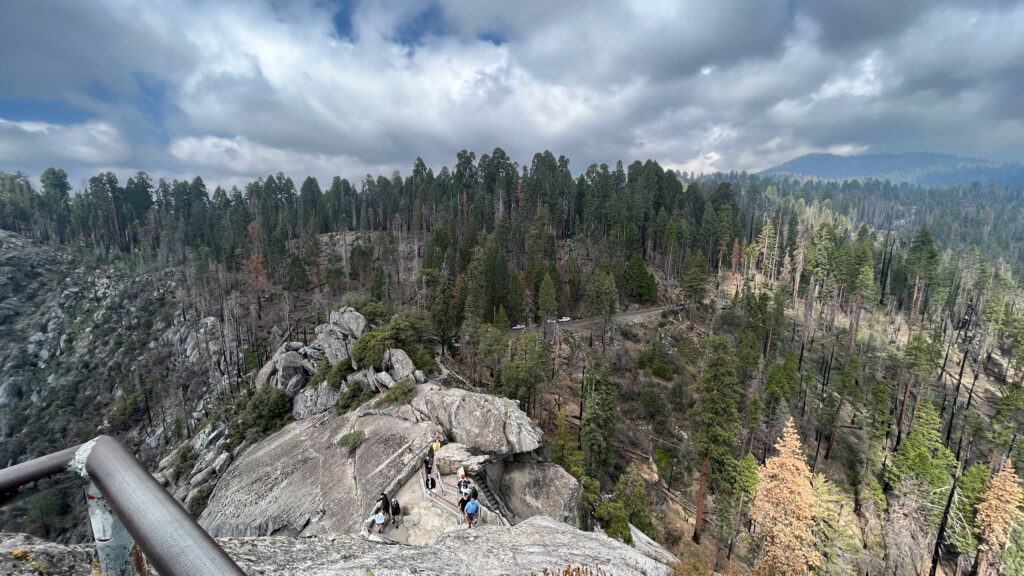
2 0 1023 190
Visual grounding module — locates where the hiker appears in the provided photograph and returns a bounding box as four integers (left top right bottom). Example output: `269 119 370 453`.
457 474 472 496
390 498 402 526
375 492 390 522
429 435 442 452
423 456 433 478
374 509 387 533
465 497 479 528
458 491 470 520
425 474 437 492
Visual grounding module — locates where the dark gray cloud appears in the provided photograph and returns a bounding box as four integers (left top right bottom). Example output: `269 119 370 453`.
0 0 1022 189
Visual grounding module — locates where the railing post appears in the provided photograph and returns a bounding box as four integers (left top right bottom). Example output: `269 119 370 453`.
85 481 147 576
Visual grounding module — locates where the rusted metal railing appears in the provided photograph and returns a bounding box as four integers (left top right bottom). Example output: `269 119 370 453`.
0 435 244 576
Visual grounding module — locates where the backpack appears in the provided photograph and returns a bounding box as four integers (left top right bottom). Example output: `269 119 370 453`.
465 499 478 514
468 486 478 501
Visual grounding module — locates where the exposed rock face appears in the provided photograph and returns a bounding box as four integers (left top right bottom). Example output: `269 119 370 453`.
629 523 680 566
383 348 415 382
254 342 322 396
201 384 549 538
0 533 97 576
500 462 583 526
433 442 489 475
0 516 670 576
412 384 542 456
329 306 367 339
199 404 442 537
291 381 342 419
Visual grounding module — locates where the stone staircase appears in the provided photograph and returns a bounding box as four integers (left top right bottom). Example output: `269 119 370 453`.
471 472 513 525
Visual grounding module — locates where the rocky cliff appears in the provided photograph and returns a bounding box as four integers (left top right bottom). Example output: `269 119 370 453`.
1 516 671 575
198 382 550 537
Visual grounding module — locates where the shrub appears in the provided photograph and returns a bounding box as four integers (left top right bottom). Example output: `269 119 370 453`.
650 360 674 380
337 430 365 452
187 483 214 516
172 445 198 481
309 359 355 391
640 384 667 421
381 377 416 406
595 501 632 544
619 325 642 343
335 381 374 414
225 386 292 453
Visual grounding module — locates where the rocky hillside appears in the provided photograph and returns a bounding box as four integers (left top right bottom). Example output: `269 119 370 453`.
1 516 671 576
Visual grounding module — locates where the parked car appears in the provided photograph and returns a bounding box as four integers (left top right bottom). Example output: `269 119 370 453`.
546 318 556 324
676 302 685 307
512 324 525 330
558 316 571 322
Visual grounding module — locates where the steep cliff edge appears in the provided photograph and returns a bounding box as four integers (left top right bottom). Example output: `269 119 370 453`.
1 516 671 575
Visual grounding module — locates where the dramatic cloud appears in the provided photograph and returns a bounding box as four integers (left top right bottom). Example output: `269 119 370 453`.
1 0 1022 189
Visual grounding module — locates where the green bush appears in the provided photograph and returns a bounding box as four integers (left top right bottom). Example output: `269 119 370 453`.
187 483 214 516
650 360 674 380
595 501 632 544
172 445 198 481
337 430 365 452
619 325 642 343
381 377 416 406
335 381 374 414
639 384 667 421
225 386 292 453
309 358 355 391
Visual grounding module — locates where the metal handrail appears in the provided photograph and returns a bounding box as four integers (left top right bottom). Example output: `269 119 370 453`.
0 435 244 576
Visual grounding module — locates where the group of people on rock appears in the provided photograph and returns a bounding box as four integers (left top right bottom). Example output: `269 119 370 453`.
424 435 481 528
373 491 401 534
372 434 487 535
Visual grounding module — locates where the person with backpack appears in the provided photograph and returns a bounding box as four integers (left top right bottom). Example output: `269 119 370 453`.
374 509 387 533
457 473 472 495
464 497 479 528
458 491 470 519
390 498 402 526
375 492 390 522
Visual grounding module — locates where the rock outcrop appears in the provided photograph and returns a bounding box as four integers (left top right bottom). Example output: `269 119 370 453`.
253 342 321 396
0 516 671 576
199 407 440 537
291 381 343 419
433 442 489 475
200 383 548 538
412 384 542 455
499 462 583 526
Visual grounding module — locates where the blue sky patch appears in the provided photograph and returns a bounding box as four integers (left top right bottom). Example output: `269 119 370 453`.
0 98 93 124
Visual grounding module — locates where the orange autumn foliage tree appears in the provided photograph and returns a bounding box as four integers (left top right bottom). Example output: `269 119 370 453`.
748 418 818 575
974 459 1024 576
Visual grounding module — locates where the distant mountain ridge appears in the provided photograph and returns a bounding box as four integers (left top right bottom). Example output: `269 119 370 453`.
761 152 1024 186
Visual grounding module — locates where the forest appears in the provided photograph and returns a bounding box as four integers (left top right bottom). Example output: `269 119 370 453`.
3 147 1024 575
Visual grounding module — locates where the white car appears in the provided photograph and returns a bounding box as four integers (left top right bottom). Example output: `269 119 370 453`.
558 316 571 323
512 324 525 330
546 319 556 324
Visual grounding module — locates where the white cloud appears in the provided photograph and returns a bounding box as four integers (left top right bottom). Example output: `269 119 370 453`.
0 119 128 165
2 0 1023 186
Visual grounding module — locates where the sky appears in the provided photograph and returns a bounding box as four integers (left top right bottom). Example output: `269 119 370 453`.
2 0 1023 190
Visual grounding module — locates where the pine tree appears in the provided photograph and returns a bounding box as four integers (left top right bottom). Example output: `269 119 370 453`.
689 336 743 544
886 401 955 489
615 464 656 538
973 460 1024 576
749 418 819 575
539 273 557 320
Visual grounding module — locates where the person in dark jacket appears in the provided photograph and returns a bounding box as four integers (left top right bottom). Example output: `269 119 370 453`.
390 498 402 526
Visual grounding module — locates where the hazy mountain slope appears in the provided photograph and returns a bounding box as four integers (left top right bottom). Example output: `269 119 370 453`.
761 152 1024 186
